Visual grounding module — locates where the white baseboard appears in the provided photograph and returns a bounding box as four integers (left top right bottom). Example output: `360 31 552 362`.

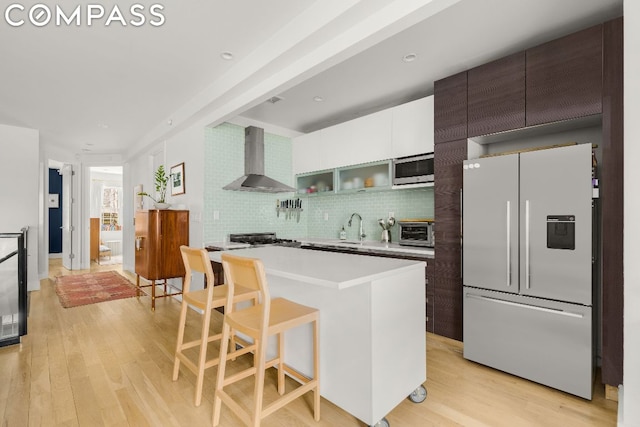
618 384 624 426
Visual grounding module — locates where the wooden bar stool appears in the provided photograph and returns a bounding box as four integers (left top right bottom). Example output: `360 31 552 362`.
172 246 258 406
212 253 320 427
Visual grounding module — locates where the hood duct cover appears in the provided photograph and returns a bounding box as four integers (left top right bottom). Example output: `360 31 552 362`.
223 126 296 193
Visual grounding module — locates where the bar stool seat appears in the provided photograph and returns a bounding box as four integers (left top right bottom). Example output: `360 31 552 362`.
172 246 258 406
212 253 320 427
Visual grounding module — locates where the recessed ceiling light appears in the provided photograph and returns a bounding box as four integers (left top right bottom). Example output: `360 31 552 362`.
313 96 324 102
402 53 418 63
98 123 109 129
220 51 234 60
167 119 173 126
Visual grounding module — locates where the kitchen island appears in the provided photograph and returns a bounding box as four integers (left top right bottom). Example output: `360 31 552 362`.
209 246 426 426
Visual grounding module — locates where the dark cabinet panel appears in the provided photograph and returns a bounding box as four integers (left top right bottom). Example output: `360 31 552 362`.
426 260 435 333
468 52 525 137
434 139 467 340
434 72 468 144
526 24 603 126
600 16 623 387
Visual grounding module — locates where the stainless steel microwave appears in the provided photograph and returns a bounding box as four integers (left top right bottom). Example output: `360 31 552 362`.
398 220 435 248
392 153 434 185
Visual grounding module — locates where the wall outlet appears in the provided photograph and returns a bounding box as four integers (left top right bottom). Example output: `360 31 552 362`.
388 212 395 218
324 212 329 221
213 210 219 220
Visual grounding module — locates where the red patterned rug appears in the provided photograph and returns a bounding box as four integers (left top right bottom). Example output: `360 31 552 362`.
55 271 137 308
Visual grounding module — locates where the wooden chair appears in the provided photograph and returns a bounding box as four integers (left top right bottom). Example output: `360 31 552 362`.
98 241 111 263
212 253 320 427
173 246 259 406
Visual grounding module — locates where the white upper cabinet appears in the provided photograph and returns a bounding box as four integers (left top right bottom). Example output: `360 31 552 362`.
322 108 393 169
318 121 350 170
293 96 433 174
292 131 324 174
391 96 434 158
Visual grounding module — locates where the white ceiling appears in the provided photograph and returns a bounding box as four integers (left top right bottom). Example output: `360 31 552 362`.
0 0 623 159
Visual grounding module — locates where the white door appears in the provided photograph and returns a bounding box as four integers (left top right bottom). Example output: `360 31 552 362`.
61 164 74 270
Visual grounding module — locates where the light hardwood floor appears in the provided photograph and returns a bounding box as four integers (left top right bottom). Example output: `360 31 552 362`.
0 259 617 426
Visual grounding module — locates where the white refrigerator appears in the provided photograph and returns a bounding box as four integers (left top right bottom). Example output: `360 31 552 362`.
462 143 594 399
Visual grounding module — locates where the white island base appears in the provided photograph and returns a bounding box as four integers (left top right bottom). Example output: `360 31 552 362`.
210 247 426 426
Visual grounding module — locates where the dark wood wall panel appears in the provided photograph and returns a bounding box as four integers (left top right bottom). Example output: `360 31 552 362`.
526 24 603 126
601 16 624 387
426 260 435 333
434 139 467 340
468 52 526 137
434 72 468 144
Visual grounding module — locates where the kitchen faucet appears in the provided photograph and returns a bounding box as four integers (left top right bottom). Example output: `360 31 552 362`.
348 213 366 242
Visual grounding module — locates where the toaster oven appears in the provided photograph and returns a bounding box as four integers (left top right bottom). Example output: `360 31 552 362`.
398 220 435 248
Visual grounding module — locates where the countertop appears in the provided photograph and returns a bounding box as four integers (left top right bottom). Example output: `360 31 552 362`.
208 246 425 290
297 237 434 258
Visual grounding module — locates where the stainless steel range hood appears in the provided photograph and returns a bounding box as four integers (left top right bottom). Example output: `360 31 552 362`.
223 126 296 193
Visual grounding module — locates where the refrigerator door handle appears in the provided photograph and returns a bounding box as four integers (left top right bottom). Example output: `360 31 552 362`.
506 200 511 287
525 199 530 289
465 293 584 319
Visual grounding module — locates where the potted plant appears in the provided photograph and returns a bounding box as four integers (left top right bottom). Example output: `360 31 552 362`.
138 165 170 209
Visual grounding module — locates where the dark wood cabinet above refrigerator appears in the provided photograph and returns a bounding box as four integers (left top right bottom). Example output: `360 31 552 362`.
467 52 526 137
526 24 603 126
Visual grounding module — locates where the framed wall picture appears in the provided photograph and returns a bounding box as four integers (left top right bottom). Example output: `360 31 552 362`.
170 162 185 196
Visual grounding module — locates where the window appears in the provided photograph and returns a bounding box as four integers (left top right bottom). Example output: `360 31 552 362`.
102 187 121 230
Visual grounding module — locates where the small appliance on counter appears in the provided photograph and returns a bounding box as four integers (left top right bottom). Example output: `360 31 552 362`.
398 219 435 247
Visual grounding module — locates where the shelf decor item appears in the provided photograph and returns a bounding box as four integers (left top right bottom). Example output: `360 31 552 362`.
137 165 170 209
170 162 185 196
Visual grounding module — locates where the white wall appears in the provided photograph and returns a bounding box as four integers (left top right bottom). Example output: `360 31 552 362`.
165 125 205 248
0 124 40 291
122 125 205 278
622 2 639 426
123 148 156 273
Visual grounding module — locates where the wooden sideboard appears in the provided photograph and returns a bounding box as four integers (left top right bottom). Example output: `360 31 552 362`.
134 209 189 310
